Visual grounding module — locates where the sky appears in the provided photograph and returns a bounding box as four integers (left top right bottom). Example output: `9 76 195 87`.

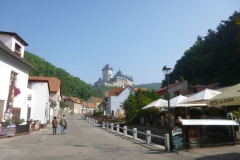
1 1 239 85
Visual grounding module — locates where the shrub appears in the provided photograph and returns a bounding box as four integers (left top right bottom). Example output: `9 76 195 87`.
93 110 103 116
18 118 25 124
5 119 12 125
28 118 33 123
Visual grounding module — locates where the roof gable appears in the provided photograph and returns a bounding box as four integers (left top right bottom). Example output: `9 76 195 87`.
0 41 36 69
29 76 61 92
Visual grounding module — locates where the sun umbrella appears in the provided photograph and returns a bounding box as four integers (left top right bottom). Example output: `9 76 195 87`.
142 98 167 109
176 88 221 107
206 83 240 107
155 95 188 108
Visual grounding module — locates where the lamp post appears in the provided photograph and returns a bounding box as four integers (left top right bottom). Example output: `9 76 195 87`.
162 65 173 151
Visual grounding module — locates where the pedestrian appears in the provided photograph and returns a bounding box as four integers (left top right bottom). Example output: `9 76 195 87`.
52 116 58 135
59 114 67 135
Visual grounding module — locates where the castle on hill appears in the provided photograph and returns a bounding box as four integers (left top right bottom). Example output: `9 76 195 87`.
93 64 134 87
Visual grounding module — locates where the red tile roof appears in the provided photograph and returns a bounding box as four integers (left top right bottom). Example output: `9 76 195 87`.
64 97 80 103
133 88 148 91
109 88 124 96
82 102 95 108
108 86 148 97
29 76 61 92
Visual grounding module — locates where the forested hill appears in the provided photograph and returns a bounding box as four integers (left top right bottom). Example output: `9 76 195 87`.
134 83 162 91
162 11 240 87
24 51 101 101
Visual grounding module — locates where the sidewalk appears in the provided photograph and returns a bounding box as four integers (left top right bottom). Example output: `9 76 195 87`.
178 145 240 159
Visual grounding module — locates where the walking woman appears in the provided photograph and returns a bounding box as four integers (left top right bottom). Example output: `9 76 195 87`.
52 116 58 135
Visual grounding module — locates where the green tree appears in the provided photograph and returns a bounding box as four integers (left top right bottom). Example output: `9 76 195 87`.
121 89 161 123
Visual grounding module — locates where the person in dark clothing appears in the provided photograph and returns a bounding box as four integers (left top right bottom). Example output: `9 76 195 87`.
52 116 58 135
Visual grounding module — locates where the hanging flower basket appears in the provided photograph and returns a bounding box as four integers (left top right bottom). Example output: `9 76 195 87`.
14 88 21 97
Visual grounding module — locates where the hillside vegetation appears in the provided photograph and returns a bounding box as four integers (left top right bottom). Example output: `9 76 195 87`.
162 11 240 87
24 51 101 101
134 82 162 91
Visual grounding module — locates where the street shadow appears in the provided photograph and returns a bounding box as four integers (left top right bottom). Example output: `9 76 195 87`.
196 152 240 160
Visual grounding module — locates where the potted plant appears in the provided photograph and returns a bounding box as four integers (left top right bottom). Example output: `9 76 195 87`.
28 118 33 124
18 118 25 124
5 119 12 125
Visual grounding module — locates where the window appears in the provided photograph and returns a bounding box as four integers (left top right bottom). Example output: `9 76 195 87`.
15 43 21 53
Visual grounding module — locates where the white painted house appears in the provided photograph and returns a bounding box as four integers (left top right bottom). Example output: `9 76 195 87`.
26 80 50 127
0 31 36 122
106 86 147 117
28 76 62 122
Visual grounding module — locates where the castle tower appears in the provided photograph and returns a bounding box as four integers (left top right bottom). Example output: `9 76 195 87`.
102 64 113 82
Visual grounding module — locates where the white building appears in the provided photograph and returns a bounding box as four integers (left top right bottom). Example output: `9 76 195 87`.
28 76 62 122
107 86 147 117
26 79 51 127
93 64 134 88
63 97 82 114
0 31 36 122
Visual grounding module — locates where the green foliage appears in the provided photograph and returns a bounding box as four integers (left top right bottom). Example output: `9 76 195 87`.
232 107 240 119
145 123 151 127
179 76 185 82
28 119 33 123
116 118 125 123
18 118 25 124
162 11 240 87
5 119 12 124
60 101 65 109
24 51 101 100
93 110 103 115
121 89 161 122
134 83 162 91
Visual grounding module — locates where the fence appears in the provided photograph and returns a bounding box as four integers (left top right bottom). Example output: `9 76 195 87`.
85 116 170 151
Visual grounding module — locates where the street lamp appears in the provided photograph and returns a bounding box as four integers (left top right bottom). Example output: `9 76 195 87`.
162 65 173 151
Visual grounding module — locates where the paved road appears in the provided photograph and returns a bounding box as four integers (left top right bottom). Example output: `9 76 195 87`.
0 114 240 160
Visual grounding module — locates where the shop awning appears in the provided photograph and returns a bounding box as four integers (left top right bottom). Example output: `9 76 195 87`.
182 119 239 126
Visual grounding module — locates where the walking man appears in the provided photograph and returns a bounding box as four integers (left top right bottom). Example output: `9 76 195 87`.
59 114 67 134
51 116 58 135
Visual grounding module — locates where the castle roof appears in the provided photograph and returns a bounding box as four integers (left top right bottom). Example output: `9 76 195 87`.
114 70 133 81
102 64 113 71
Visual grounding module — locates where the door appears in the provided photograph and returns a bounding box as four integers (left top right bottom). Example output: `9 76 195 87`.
12 107 21 122
27 107 31 120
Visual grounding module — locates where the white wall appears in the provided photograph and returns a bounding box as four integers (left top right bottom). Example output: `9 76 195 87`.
108 87 134 116
0 34 25 57
29 82 49 124
0 49 30 121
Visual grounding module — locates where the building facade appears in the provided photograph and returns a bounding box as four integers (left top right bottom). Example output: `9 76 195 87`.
63 97 82 114
26 80 50 127
0 31 36 122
